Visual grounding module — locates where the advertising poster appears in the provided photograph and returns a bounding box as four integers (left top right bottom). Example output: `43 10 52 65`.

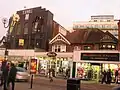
30 59 37 74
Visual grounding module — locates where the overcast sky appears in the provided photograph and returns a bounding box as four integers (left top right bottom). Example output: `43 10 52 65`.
0 0 120 39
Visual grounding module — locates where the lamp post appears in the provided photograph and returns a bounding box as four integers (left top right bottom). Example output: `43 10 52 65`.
2 13 20 61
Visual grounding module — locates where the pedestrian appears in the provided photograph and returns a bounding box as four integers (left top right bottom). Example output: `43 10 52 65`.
115 69 118 84
49 68 53 82
7 63 17 90
0 60 9 90
106 69 112 84
101 70 107 84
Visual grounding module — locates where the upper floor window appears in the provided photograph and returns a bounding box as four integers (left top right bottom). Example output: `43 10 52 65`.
52 45 66 52
16 24 21 35
32 22 38 33
24 23 28 34
84 46 91 50
94 20 97 22
74 46 81 51
25 14 29 20
100 44 116 50
107 20 111 22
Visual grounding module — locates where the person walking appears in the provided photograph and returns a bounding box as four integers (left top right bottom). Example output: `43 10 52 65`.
101 70 107 84
49 68 53 82
115 69 118 84
0 60 9 90
106 69 112 84
7 63 17 90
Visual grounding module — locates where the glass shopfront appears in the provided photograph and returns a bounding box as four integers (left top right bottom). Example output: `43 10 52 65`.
37 56 71 77
56 58 71 78
76 62 120 81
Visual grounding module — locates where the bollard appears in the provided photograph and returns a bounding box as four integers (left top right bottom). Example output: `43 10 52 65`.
30 74 33 89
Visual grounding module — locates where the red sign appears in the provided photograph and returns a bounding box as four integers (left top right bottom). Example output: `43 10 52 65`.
30 59 37 74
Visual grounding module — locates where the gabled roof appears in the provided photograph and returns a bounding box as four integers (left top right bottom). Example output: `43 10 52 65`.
65 29 118 44
100 31 118 43
49 33 71 45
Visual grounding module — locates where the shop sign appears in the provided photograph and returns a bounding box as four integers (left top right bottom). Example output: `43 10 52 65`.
47 52 57 57
19 39 24 46
22 9 32 14
30 59 37 74
81 53 119 61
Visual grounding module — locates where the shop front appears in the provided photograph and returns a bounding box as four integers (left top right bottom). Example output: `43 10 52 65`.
8 56 31 70
36 56 72 77
76 62 119 81
72 50 120 82
35 52 73 78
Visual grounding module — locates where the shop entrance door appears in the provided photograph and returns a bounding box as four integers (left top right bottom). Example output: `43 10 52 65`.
91 64 100 81
47 60 56 76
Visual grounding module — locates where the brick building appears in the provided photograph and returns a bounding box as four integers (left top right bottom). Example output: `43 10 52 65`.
7 6 53 51
49 28 118 52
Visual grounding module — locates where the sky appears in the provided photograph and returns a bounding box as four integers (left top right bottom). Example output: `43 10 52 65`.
0 0 120 39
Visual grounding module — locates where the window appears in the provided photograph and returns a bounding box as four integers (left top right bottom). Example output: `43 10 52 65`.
84 46 91 50
112 45 115 49
25 14 29 20
107 45 111 48
74 46 81 50
16 24 21 35
58 46 60 52
61 45 66 52
107 20 110 22
32 22 38 33
94 20 97 22
52 45 66 52
24 23 28 34
102 45 106 48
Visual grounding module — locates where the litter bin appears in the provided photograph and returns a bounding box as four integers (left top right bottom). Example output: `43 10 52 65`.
67 78 80 90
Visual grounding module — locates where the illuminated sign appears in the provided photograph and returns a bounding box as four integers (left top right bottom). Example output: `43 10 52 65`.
47 52 57 57
81 53 119 61
30 59 37 74
19 39 24 46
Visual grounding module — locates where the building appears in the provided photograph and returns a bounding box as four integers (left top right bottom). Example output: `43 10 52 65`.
0 28 119 79
7 6 53 51
118 20 120 50
49 28 118 52
48 28 118 79
73 15 119 38
52 20 69 37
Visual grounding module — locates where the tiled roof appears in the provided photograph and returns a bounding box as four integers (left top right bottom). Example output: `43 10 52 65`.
65 29 117 44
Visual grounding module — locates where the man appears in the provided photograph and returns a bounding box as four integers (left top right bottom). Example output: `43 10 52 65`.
7 63 17 90
101 70 107 84
0 60 9 90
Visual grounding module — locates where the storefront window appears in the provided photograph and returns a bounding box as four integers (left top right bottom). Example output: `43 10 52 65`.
76 62 119 82
38 60 48 75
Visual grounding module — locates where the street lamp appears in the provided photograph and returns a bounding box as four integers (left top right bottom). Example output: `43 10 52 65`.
2 13 20 61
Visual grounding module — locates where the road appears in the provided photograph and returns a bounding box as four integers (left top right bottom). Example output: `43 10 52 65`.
1 77 119 90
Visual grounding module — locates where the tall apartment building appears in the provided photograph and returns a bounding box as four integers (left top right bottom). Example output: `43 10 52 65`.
7 6 53 51
73 15 119 38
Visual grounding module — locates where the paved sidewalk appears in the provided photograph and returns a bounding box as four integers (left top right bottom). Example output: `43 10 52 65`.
0 76 117 90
